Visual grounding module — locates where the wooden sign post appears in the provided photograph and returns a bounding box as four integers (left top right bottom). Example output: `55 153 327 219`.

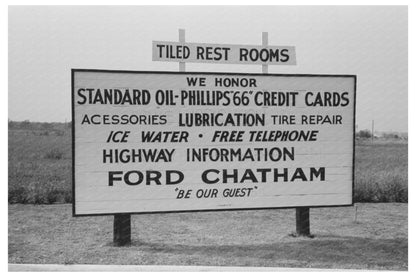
113 28 187 247
262 32 268 74
179 28 186 72
260 31 310 237
296 207 311 236
113 213 131 246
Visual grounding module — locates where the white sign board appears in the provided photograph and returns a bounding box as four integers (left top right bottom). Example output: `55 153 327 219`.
72 70 355 216
152 41 296 65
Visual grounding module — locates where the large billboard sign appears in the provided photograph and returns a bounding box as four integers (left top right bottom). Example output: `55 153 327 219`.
72 70 356 216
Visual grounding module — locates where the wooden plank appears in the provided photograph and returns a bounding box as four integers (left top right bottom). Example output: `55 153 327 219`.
151 41 296 65
75 193 352 215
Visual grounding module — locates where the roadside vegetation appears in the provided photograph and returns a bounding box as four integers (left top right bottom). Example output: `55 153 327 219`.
8 203 408 269
8 121 71 204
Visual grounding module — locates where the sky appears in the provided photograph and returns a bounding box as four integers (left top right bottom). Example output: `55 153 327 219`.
8 5 408 132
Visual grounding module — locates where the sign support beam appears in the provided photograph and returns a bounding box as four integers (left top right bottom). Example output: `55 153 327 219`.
111 27 189 246
296 207 311 236
262 32 268 74
113 213 131 246
179 29 186 72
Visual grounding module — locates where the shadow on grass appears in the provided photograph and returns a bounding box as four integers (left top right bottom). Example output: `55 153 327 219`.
131 235 407 269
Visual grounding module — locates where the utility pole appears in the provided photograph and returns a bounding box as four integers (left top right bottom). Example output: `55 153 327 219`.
372 120 374 142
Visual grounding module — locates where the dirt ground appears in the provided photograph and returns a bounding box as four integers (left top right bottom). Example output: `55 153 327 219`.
8 203 407 270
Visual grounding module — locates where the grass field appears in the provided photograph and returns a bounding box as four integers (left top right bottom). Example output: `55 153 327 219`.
8 127 72 204
8 203 407 270
8 124 408 204
8 124 408 269
354 139 408 202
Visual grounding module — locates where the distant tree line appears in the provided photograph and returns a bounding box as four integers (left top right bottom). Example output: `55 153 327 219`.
356 129 407 140
8 120 72 130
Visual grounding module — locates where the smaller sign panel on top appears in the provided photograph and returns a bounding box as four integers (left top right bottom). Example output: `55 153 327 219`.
152 41 296 65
